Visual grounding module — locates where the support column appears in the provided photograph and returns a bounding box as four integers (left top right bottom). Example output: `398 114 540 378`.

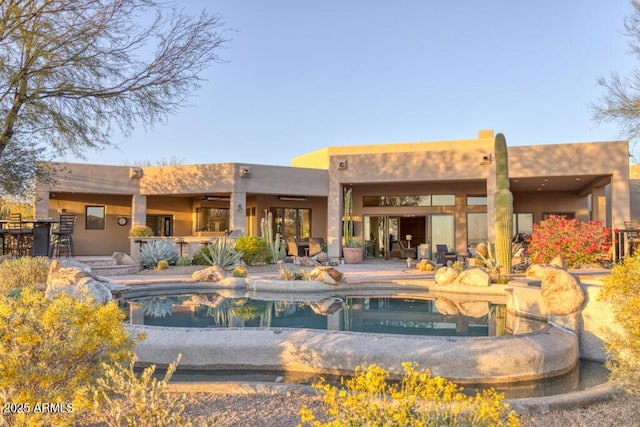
591 186 607 224
230 191 246 235
130 195 148 261
132 195 147 226
327 182 342 259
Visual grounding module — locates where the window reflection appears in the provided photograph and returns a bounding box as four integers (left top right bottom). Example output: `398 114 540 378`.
196 208 229 232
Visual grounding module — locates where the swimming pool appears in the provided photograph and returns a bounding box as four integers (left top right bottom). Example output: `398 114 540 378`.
122 283 578 385
122 291 546 337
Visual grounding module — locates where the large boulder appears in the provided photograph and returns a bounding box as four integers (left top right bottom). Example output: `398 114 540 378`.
45 259 116 304
435 297 459 315
299 257 320 267
455 269 491 287
112 252 137 265
525 263 564 280
309 297 344 315
458 301 490 318
434 266 458 285
540 269 585 315
191 266 226 282
307 266 346 285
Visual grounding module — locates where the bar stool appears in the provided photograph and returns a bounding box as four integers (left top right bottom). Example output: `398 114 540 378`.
4 213 33 256
50 214 77 258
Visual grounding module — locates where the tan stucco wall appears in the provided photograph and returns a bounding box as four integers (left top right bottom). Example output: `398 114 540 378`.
513 191 590 222
36 132 630 258
324 132 495 257
47 193 133 255
509 140 630 230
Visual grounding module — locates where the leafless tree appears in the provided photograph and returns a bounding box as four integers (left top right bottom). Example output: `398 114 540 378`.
0 0 228 196
593 0 640 158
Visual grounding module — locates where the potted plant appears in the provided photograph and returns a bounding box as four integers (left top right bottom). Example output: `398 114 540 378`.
343 239 364 264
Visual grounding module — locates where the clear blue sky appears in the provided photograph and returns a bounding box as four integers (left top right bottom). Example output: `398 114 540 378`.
67 1 637 167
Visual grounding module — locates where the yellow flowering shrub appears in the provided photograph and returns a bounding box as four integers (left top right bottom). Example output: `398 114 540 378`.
299 363 521 427
0 256 49 294
599 255 640 395
89 354 191 426
417 259 435 272
0 289 134 426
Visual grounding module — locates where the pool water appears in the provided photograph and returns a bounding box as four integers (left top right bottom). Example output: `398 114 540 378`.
123 292 546 337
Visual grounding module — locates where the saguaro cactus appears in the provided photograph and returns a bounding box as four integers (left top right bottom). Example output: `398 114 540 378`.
494 133 513 275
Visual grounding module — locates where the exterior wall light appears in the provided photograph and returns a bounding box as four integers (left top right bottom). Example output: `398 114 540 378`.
481 154 493 165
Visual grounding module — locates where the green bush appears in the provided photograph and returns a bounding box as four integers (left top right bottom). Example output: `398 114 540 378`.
599 255 640 395
0 289 134 426
129 225 153 237
176 255 191 266
299 363 522 427
234 236 270 265
0 256 49 295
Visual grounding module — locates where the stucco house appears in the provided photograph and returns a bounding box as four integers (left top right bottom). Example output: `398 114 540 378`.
34 130 631 261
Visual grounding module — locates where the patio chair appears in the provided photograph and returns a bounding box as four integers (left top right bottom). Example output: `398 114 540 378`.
308 237 325 257
286 236 299 257
50 214 77 258
4 213 33 256
436 244 457 265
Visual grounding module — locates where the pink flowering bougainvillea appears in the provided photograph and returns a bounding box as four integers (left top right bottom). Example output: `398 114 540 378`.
527 215 611 268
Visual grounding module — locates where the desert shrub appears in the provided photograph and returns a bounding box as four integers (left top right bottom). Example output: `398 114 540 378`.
157 259 169 270
90 355 191 427
175 255 191 266
129 225 154 237
197 237 243 269
139 240 179 267
599 255 640 395
299 363 521 427
0 256 49 295
234 236 270 265
0 289 134 426
527 215 610 268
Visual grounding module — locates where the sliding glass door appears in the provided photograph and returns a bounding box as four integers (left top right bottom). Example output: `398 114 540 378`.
430 214 455 256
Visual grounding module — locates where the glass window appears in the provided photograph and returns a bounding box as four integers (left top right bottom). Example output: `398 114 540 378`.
513 213 534 240
270 208 311 239
146 215 173 236
196 208 229 232
466 196 487 206
467 213 487 246
432 195 455 206
363 195 433 207
85 206 105 230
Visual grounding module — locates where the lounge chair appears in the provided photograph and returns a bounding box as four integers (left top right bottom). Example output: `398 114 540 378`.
436 244 457 264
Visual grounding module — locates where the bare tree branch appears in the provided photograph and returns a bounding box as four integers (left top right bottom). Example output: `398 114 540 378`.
592 0 640 159
0 0 229 196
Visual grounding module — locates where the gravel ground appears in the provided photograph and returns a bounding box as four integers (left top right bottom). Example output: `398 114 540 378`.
167 389 640 427
133 264 640 427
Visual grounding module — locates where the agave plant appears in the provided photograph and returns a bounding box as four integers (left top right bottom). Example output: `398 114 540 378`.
139 239 179 267
201 237 244 269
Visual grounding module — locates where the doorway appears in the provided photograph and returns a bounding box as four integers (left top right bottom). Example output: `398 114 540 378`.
364 214 454 260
